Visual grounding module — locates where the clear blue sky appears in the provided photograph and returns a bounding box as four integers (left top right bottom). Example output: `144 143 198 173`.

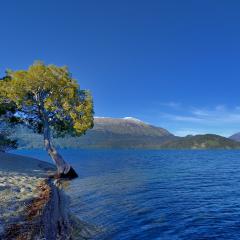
1 0 240 136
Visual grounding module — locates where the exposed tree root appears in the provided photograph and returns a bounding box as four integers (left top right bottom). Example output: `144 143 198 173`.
2 178 98 240
3 180 51 240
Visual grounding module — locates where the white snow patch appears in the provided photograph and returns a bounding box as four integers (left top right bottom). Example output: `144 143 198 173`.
123 117 143 122
94 116 144 123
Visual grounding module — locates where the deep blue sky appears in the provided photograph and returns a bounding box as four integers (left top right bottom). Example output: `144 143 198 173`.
1 0 240 136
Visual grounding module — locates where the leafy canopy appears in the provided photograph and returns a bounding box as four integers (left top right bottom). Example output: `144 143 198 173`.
0 61 94 137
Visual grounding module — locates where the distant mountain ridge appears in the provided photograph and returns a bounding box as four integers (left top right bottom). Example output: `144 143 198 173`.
13 117 175 149
161 134 240 149
93 117 172 137
229 133 240 142
13 117 240 149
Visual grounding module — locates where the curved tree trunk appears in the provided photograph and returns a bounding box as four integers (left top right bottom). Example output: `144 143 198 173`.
43 116 78 179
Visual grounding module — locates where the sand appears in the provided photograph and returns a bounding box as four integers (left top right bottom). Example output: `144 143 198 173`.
0 152 55 236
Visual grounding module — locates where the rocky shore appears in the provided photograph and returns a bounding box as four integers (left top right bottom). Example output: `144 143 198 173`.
0 152 97 240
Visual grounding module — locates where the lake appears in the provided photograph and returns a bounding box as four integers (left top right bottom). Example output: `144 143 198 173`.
13 149 240 239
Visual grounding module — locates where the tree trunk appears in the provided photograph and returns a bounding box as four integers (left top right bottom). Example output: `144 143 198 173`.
43 116 78 179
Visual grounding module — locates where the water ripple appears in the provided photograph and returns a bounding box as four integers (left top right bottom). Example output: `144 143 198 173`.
14 149 240 239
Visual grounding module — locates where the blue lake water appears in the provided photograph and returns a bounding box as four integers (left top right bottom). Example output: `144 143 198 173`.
13 149 240 239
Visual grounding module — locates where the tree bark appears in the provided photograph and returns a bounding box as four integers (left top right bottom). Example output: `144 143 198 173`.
42 112 78 179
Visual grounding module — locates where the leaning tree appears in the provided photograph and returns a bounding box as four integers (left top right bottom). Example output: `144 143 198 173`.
0 61 94 178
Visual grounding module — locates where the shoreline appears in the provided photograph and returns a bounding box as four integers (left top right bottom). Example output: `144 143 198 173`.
0 152 99 239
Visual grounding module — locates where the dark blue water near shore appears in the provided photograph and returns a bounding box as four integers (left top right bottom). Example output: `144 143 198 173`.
13 149 240 239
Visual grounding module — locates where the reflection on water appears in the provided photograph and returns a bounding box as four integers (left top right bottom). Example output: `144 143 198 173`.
14 149 240 239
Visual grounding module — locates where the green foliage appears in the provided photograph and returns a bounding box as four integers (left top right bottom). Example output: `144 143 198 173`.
0 61 94 137
0 76 18 123
0 77 18 151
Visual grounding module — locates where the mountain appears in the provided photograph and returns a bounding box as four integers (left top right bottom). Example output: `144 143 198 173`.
160 134 240 149
229 133 240 142
92 117 171 137
13 117 176 149
13 118 240 150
